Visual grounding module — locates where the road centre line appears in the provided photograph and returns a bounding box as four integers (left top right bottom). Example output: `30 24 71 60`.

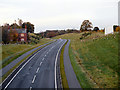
40 62 42 66
3 40 62 89
4 52 38 89
36 67 39 73
32 75 36 84
42 58 44 61
30 87 32 90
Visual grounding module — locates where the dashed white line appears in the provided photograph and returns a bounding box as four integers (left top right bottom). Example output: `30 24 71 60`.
3 52 38 89
36 67 39 73
30 87 32 90
42 58 44 61
45 55 46 57
32 75 36 84
40 62 42 66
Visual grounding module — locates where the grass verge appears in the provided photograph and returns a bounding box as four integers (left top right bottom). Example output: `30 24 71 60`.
53 32 118 88
60 40 69 89
1 41 55 83
69 43 97 88
1 38 53 69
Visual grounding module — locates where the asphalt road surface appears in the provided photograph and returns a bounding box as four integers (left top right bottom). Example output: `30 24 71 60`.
64 40 81 88
3 39 67 89
0 40 55 77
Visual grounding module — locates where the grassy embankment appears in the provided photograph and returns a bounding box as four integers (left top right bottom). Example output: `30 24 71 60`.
1 38 53 69
53 32 119 88
1 38 54 83
60 40 69 89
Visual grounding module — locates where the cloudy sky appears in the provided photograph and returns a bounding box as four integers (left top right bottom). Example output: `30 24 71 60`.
0 0 119 33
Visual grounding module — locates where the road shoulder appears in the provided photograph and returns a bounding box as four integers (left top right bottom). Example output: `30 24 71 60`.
64 40 81 88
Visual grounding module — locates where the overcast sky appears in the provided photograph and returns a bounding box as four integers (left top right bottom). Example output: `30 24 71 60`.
0 0 119 33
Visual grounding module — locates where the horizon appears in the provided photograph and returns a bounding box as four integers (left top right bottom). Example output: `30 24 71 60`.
0 0 119 33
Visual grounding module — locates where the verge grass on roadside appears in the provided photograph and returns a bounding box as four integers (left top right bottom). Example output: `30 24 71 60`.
53 32 119 88
1 38 53 69
1 40 54 83
60 40 69 89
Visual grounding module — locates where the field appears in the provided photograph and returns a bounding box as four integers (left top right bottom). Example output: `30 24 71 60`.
53 32 119 88
1 38 53 68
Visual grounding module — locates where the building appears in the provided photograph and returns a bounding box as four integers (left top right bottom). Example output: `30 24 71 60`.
105 26 114 35
8 28 27 43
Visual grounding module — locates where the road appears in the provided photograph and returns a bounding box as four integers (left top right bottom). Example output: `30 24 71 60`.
64 40 81 88
2 39 66 89
0 40 55 77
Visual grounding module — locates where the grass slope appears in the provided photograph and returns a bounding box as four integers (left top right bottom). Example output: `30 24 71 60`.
1 38 54 83
1 38 53 68
53 32 119 88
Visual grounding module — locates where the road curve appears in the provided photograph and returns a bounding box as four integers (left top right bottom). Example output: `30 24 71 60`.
0 40 55 77
2 39 66 89
64 40 81 88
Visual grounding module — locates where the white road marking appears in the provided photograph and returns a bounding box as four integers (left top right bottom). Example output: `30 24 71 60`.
4 52 38 89
36 67 40 73
2 40 63 89
42 58 44 61
30 87 32 90
40 62 42 66
32 75 36 84
54 40 66 89
45 55 46 57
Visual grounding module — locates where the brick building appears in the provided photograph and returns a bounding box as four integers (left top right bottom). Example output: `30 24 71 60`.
8 28 27 43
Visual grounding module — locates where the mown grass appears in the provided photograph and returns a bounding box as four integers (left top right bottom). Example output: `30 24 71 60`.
53 32 119 88
1 38 53 69
60 40 69 89
1 40 55 83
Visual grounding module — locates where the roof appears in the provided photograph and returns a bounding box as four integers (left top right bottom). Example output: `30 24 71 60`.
8 28 27 33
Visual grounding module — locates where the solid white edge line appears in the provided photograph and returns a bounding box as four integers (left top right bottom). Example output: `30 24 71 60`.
3 52 38 89
54 40 66 89
0 40 56 87
32 75 36 84
1 39 62 89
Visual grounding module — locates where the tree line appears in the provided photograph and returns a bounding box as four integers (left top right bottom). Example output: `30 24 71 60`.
1 19 34 44
38 20 105 38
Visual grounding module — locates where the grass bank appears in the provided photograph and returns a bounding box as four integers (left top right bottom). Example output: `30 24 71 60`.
53 32 119 88
1 39 55 83
60 40 69 89
1 38 53 69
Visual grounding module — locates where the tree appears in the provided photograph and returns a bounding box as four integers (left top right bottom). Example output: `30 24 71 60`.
10 23 20 29
115 26 120 32
18 18 23 27
22 22 34 33
80 20 93 32
93 27 99 32
2 24 9 44
113 25 118 31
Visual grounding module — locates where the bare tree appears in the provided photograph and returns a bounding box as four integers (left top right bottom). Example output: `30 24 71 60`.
18 18 23 27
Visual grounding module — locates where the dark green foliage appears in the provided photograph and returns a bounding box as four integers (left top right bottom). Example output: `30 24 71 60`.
22 22 34 33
